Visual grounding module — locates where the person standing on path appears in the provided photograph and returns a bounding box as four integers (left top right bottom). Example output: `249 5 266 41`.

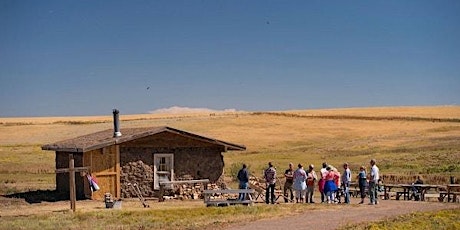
293 163 307 203
306 164 317 203
283 163 294 203
341 162 352 204
264 162 277 204
324 166 339 203
358 166 367 204
369 159 380 205
237 163 249 201
319 162 328 203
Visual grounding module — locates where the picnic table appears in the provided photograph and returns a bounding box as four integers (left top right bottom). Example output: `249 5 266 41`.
384 184 443 201
439 184 460 203
203 189 255 206
349 182 361 198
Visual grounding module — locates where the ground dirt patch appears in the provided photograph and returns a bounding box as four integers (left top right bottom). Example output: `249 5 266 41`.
225 198 460 230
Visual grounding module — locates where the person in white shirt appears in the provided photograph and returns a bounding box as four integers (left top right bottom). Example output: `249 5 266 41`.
293 164 307 203
341 162 352 204
319 162 328 203
369 159 380 205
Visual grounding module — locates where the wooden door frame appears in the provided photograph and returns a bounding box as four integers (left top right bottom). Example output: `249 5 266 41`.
153 153 174 190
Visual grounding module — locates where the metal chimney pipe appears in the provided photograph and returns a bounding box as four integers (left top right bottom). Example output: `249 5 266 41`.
113 109 122 137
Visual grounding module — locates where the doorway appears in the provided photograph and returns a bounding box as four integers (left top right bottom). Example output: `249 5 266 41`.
153 154 174 189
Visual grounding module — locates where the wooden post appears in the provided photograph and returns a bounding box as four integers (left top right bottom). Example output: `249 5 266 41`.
55 154 89 212
159 184 164 202
115 145 121 198
69 154 76 212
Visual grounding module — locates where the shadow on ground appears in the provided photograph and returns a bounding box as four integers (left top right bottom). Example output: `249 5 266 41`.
4 190 69 204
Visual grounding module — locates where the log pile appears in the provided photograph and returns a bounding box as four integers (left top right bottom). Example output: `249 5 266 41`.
172 182 205 200
163 175 221 200
121 160 154 198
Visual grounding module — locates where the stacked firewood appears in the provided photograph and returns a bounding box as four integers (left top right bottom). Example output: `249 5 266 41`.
174 183 205 200
164 175 213 200
121 160 154 198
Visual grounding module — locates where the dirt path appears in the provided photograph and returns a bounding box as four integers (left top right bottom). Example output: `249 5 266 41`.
225 199 460 230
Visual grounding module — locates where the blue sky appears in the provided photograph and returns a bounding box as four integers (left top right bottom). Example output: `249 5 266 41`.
1 0 459 117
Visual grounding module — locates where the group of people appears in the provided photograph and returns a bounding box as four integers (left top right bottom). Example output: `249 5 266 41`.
237 159 380 205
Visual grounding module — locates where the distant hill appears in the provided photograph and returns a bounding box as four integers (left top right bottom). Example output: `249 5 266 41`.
148 106 238 114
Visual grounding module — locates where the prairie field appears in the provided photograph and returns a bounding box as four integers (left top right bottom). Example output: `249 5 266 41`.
0 106 460 229
1 106 460 194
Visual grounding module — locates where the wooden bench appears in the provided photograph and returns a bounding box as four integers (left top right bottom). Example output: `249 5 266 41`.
439 191 460 203
203 189 255 207
423 193 441 202
349 187 360 198
396 191 408 200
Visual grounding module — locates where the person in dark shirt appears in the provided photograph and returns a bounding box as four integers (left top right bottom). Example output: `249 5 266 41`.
283 163 294 202
264 162 277 204
237 164 249 201
411 176 424 201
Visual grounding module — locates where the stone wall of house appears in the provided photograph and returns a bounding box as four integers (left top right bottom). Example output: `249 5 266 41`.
119 147 153 198
120 160 154 198
174 147 225 182
119 146 226 198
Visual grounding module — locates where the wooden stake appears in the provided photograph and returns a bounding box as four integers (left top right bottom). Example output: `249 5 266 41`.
69 154 76 212
55 154 89 212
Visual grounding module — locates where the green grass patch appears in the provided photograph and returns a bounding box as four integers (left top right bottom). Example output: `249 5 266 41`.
0 203 322 230
340 208 460 230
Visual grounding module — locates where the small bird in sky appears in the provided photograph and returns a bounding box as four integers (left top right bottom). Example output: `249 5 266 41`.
146 86 150 90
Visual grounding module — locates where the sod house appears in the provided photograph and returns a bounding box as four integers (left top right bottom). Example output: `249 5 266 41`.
41 124 246 200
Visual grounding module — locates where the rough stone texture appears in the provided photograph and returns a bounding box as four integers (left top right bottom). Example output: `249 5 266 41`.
119 146 226 198
174 147 224 182
121 160 154 198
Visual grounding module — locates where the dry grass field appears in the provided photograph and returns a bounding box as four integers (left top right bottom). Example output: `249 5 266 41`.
1 106 460 194
0 106 460 229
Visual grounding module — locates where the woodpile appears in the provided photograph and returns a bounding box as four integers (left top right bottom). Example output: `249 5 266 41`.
172 182 205 200
121 160 154 198
163 175 221 200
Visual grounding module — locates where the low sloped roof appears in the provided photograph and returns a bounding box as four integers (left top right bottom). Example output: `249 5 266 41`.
41 126 246 153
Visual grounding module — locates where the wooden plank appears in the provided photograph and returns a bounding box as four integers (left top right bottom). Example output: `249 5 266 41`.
206 200 253 204
160 179 210 185
55 167 89 173
205 200 253 206
203 189 255 194
93 172 117 176
115 144 121 198
91 146 117 200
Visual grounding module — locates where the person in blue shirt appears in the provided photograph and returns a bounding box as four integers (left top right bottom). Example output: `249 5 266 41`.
358 166 367 204
237 164 249 201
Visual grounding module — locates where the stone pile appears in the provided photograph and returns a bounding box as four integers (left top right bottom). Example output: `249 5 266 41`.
121 160 154 198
